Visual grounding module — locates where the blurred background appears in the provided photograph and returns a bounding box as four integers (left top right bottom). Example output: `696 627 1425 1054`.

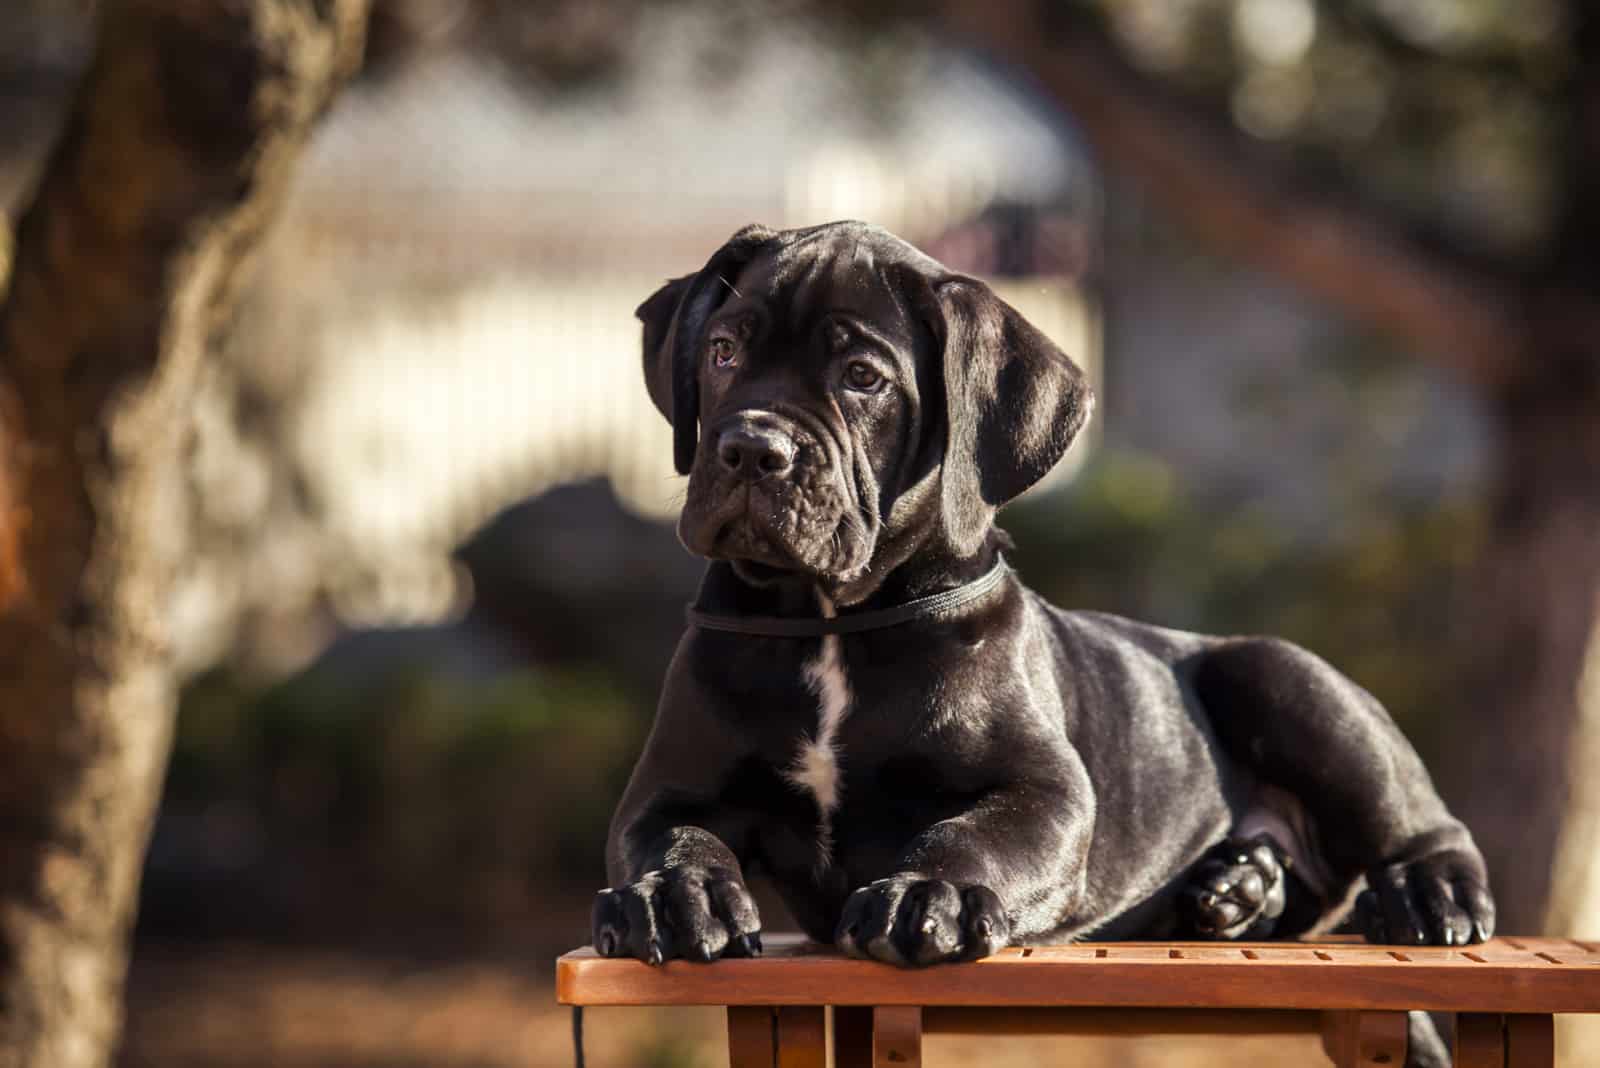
1 0 1595 1065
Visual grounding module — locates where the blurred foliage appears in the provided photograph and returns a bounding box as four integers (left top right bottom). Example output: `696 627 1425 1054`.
1081 0 1568 262
163 659 649 940
630 1030 708 1068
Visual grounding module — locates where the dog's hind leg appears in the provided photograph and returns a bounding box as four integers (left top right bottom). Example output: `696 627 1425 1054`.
1190 637 1494 946
1406 1011 1453 1068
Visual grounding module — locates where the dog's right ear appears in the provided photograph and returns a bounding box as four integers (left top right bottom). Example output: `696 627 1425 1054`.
636 224 778 475
637 274 692 425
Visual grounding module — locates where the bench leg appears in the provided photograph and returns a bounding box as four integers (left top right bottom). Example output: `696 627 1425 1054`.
1457 1013 1504 1068
1320 1010 1408 1067
727 1007 829 1068
778 1007 827 1068
834 1006 873 1068
1457 1013 1555 1068
1504 1014 1554 1068
729 1007 774 1068
873 1006 923 1068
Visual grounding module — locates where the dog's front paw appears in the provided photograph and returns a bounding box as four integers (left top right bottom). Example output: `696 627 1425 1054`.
592 866 762 965
1179 834 1287 939
1355 851 1494 946
835 874 1009 966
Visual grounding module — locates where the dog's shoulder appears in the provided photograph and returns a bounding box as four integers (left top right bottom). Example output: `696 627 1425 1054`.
1020 588 1217 670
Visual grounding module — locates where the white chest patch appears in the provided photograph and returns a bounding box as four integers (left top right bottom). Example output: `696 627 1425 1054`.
784 597 853 866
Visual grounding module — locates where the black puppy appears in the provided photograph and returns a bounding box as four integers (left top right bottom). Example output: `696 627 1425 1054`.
594 222 1492 986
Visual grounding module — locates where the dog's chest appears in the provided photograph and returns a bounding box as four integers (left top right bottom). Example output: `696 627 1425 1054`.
785 633 852 814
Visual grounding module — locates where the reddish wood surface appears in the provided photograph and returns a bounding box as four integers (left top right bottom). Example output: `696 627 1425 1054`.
833 1006 873 1068
728 1006 774 1068
1354 1011 1408 1068
922 1006 1321 1035
1456 1014 1506 1068
872 1006 921 1068
1504 1013 1555 1067
557 935 1600 1014
777 1006 825 1068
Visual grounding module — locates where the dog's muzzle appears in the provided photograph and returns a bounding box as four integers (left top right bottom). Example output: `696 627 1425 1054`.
715 422 796 482
680 409 869 582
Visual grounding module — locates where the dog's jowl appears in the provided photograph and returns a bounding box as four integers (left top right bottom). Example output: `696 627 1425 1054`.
592 222 1494 999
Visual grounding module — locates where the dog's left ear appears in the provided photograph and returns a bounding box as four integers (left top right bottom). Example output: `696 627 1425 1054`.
922 275 1095 555
636 224 778 474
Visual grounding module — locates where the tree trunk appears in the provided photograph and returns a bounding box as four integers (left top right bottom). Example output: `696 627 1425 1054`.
1472 0 1600 937
0 3 367 1066
1456 332 1600 935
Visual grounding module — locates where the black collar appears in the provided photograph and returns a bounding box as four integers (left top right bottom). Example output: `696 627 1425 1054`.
685 556 1011 638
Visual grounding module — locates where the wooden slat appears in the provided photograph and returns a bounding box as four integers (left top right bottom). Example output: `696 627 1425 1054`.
776 1006 825 1068
557 936 1600 1013
1504 1014 1554 1068
833 1006 873 1068
922 1006 1320 1036
1456 1014 1506 1068
728 1006 774 1068
872 1006 921 1068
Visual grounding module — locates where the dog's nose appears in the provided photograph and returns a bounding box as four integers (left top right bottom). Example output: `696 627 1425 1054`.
717 426 795 479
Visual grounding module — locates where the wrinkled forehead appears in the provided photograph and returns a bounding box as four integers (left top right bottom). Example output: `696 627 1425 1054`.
718 227 935 346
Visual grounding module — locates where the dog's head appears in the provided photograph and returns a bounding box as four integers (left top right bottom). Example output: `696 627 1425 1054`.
639 220 1093 600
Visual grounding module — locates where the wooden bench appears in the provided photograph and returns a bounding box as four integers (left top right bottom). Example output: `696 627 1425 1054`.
557 935 1600 1066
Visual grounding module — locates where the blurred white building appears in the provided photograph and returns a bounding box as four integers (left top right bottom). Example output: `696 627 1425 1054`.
178 10 1100 669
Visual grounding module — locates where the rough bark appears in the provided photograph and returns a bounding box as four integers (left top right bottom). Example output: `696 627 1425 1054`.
0 2 368 1066
1517 3 1600 939
944 0 1600 935
1459 335 1600 933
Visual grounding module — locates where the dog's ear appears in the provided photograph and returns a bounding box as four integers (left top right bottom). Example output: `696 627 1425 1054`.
636 224 778 474
637 274 692 425
924 275 1095 555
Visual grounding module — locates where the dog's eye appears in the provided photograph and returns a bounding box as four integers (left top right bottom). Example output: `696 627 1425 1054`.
709 338 737 368
845 361 883 391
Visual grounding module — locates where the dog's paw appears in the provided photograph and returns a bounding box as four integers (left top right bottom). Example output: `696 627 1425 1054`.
835 874 1009 966
1178 834 1287 939
592 866 762 965
1355 851 1494 946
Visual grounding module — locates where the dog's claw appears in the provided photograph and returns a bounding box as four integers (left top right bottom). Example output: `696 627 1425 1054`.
593 866 763 965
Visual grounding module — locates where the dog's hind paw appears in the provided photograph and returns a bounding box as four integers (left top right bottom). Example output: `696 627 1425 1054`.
1178 834 1287 940
1355 850 1494 946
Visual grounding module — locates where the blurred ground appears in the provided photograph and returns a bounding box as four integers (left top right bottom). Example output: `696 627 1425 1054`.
120 941 1331 1068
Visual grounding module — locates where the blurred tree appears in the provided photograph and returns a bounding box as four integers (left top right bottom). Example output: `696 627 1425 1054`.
0 1 369 1065
945 0 1599 937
